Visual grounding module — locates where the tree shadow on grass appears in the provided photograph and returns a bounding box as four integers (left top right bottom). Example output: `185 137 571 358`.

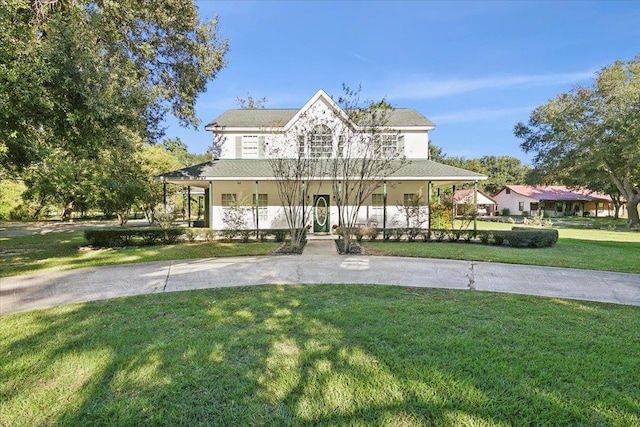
1 285 638 426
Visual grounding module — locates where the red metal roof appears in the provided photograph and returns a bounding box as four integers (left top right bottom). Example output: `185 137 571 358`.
500 185 612 202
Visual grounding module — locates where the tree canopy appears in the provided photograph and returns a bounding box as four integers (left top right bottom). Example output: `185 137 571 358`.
0 0 228 174
514 57 640 226
432 145 530 196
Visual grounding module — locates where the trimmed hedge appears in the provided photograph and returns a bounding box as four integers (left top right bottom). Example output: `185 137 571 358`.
478 227 558 248
339 226 558 248
84 227 185 248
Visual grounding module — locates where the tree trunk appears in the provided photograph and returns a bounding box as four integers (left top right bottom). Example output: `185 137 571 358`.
342 228 352 254
626 199 640 228
61 197 74 222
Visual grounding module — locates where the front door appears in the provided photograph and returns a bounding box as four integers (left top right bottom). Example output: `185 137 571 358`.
313 195 330 233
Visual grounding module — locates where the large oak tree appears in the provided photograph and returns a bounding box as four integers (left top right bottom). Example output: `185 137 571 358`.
0 0 227 174
514 57 640 226
1 0 227 219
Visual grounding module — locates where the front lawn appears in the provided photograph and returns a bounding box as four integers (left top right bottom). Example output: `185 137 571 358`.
1 285 637 426
365 226 640 273
0 230 279 277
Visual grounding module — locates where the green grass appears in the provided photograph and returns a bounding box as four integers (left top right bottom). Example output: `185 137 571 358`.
1 285 638 426
365 225 640 273
0 230 279 277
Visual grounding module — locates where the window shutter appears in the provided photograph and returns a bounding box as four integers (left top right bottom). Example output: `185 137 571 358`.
397 135 405 156
235 136 242 158
258 136 265 158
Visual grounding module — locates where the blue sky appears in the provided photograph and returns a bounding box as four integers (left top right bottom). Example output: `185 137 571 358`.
163 0 640 163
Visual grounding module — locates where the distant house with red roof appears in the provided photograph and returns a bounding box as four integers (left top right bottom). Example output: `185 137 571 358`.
493 185 623 217
454 189 497 216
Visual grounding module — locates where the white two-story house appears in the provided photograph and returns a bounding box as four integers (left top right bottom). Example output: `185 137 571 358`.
160 89 486 232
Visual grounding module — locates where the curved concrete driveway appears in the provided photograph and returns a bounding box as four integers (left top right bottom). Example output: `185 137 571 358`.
1 241 639 315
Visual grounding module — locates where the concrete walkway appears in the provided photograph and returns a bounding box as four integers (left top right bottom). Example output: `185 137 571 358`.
1 240 639 315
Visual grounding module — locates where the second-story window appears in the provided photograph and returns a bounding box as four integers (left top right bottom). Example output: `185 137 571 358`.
309 124 333 158
242 135 259 158
376 134 399 157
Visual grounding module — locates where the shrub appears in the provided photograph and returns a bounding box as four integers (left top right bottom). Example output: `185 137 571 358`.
488 228 558 248
239 229 253 243
431 229 449 242
389 228 404 241
405 227 421 242
478 231 491 244
363 227 380 241
501 208 510 216
203 229 217 242
521 210 529 217
258 230 271 242
273 229 289 242
185 229 200 242
84 227 185 248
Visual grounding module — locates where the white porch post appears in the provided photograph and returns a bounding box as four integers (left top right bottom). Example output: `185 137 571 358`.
383 180 387 236
255 181 259 238
473 181 478 235
427 181 432 232
208 181 213 229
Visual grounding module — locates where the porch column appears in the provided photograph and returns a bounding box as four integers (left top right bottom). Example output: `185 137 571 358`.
436 188 441 228
427 181 432 232
163 180 167 206
187 186 191 227
207 181 213 228
255 181 259 238
383 180 387 235
452 184 456 233
473 181 478 236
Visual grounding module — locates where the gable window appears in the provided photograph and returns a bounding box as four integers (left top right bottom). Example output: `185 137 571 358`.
221 193 236 207
506 188 511 194
309 124 333 158
242 135 259 158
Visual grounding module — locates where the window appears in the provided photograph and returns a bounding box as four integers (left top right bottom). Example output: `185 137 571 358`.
556 203 563 213
309 124 333 158
371 194 384 222
242 135 259 158
518 201 525 211
221 193 236 207
404 193 417 206
381 134 398 156
255 194 268 222
506 188 511 194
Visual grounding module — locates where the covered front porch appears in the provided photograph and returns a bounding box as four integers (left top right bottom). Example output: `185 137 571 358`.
159 159 487 233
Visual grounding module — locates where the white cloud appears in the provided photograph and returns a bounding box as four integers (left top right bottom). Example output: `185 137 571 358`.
431 106 535 124
388 70 596 100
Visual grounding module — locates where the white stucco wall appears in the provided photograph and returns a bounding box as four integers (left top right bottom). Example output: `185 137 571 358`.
493 191 539 215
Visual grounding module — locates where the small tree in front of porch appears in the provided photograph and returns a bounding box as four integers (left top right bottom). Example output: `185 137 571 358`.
266 111 328 250
330 86 408 253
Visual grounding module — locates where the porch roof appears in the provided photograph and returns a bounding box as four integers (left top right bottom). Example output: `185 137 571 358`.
159 159 487 188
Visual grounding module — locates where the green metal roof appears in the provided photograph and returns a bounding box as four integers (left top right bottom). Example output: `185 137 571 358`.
159 159 486 182
206 108 435 129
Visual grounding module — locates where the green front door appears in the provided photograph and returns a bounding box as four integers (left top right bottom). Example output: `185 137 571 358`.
313 195 330 233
